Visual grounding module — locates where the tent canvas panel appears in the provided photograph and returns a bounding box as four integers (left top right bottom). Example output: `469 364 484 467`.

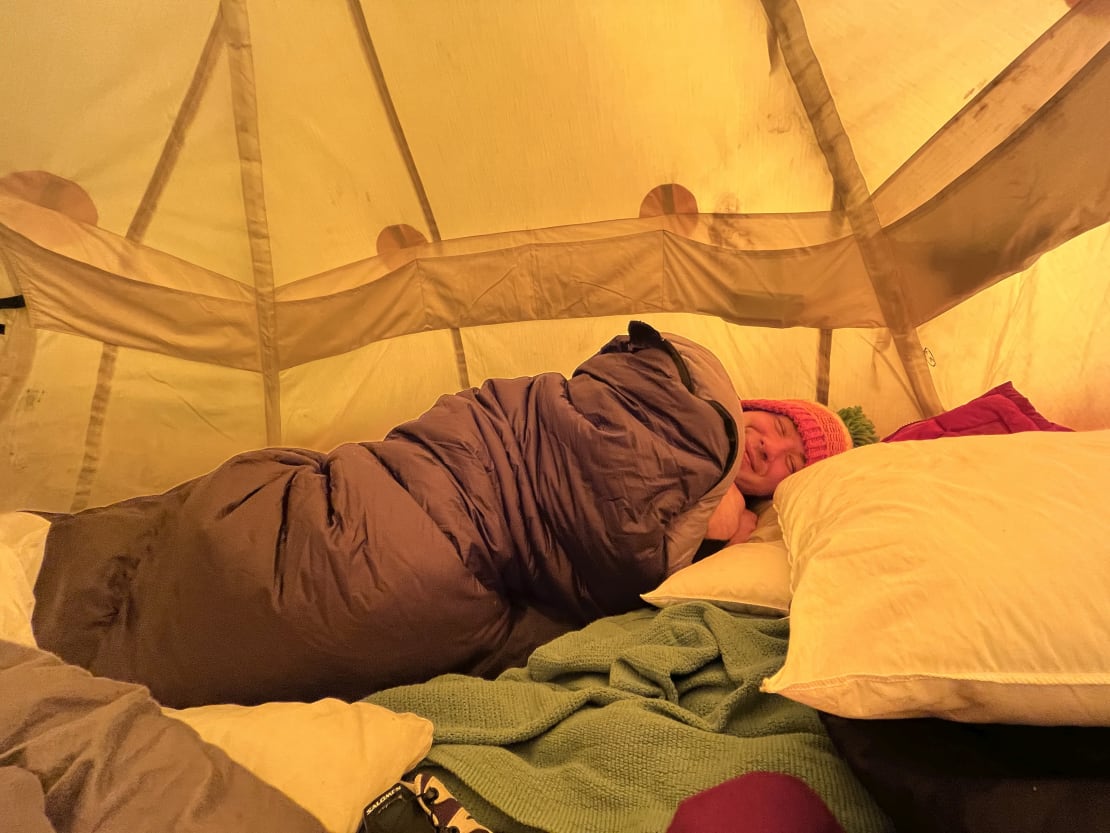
920 221 1110 432
0 0 1106 527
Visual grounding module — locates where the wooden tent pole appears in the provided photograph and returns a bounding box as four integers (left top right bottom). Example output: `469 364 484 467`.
70 8 227 511
223 0 284 444
761 0 943 417
347 0 473 390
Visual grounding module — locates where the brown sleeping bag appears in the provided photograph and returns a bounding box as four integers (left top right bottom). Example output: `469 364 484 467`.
32 322 743 707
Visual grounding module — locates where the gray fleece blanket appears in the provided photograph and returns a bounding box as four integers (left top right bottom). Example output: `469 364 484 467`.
368 602 892 833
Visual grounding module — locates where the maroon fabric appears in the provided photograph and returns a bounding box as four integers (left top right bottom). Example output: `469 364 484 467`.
666 772 847 833
882 382 1072 442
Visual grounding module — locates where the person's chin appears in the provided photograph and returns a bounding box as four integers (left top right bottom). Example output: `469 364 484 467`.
736 479 767 498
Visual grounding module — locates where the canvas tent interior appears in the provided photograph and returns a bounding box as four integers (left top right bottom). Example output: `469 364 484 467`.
1 0 1108 516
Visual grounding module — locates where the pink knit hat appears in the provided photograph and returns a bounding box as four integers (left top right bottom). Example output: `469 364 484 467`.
741 399 854 466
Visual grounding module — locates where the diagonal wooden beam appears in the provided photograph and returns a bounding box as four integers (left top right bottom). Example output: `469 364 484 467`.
346 0 441 243
347 1 473 388
72 8 227 511
128 8 226 241
760 0 942 417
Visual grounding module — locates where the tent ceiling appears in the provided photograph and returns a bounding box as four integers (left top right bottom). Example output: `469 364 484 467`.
2 0 1106 419
0 0 1080 285
806 2 1067 192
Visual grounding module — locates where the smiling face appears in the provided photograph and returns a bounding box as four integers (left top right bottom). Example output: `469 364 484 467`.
734 409 806 497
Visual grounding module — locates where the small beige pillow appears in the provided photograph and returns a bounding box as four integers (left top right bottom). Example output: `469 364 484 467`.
642 539 790 616
762 429 1110 726
745 501 784 544
643 505 789 615
164 699 434 833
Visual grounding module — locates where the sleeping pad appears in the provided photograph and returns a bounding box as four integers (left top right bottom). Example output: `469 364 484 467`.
31 322 744 707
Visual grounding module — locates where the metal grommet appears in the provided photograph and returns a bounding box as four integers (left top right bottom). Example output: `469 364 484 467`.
923 347 936 367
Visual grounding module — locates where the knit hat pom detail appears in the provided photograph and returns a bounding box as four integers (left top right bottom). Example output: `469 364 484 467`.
836 405 879 447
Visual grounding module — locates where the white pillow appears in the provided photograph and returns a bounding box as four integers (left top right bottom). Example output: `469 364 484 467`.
0 512 50 647
164 699 434 833
642 503 789 615
761 429 1110 726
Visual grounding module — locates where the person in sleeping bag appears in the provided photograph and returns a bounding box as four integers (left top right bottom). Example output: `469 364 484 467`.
30 321 868 709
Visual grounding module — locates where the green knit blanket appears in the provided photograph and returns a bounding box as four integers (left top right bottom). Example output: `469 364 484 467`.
368 602 891 833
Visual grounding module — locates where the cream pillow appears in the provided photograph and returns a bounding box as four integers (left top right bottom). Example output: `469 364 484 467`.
0 512 50 647
746 501 784 544
164 699 434 833
762 429 1110 726
642 539 790 615
642 503 789 615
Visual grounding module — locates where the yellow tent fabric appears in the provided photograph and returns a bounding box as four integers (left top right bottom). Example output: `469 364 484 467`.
1 0 1108 513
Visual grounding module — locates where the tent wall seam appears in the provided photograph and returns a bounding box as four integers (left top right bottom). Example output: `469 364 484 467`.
816 328 832 405
70 7 227 512
450 328 472 390
761 0 942 417
70 348 117 512
224 0 282 445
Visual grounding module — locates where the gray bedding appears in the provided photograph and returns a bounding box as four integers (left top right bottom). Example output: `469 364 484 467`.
0 639 325 833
